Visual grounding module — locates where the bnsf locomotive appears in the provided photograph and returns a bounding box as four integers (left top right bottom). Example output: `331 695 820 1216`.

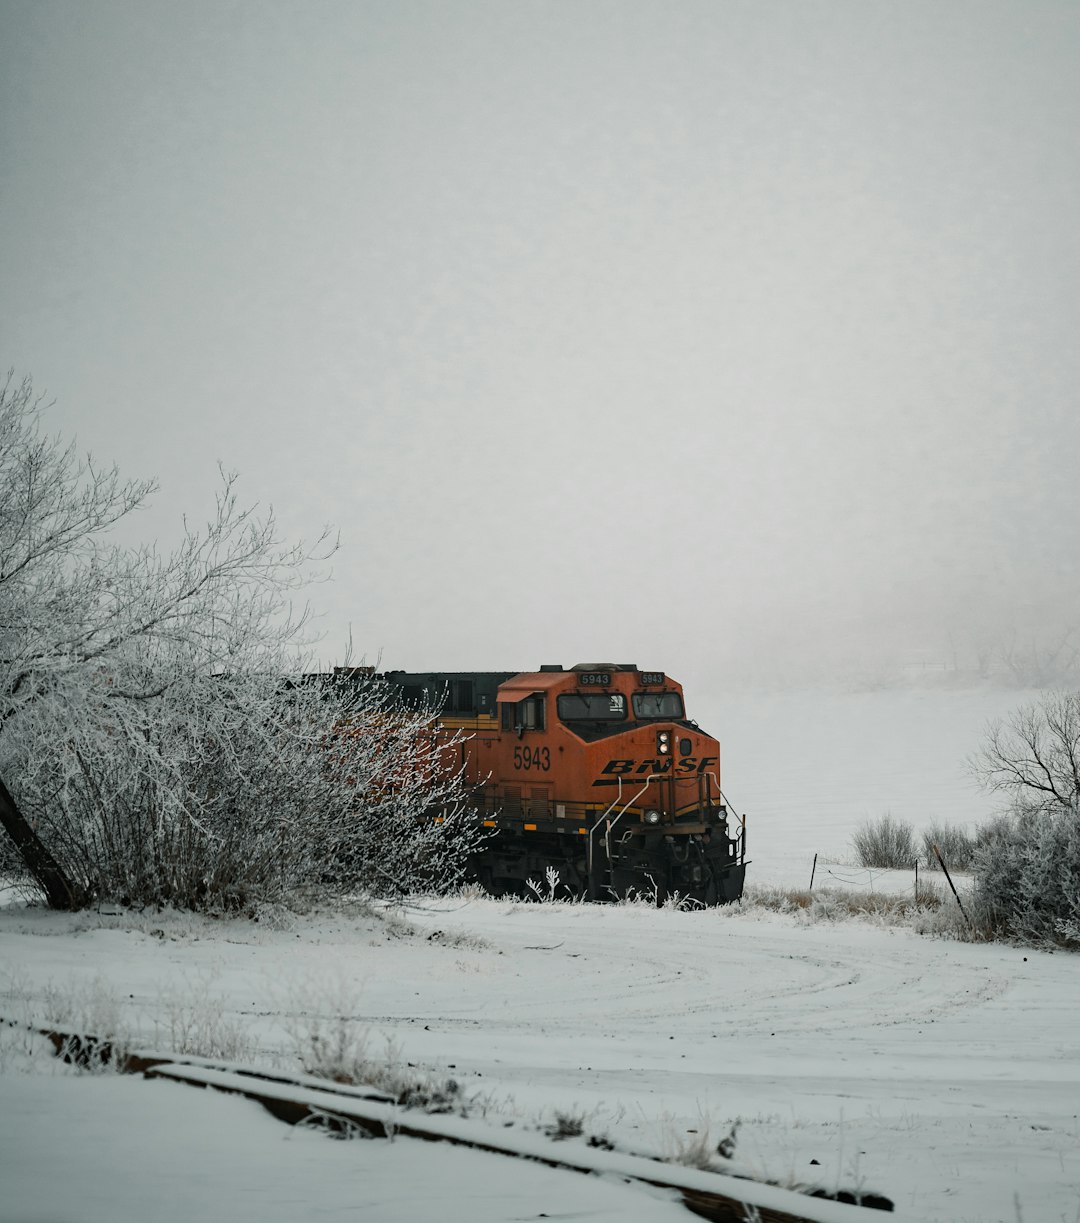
380 663 746 905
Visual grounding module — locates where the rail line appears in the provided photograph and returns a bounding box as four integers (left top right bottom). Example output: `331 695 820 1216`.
6 1018 897 1223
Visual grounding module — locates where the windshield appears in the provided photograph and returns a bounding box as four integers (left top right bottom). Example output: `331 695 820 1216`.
632 692 685 719
557 692 628 721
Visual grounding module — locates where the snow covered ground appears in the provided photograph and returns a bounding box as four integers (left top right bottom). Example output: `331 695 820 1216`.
2 685 1078 1223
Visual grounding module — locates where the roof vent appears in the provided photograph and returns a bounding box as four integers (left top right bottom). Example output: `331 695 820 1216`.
539 664 564 672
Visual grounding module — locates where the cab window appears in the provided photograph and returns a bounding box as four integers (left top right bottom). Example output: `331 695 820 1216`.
501 695 545 731
632 692 684 719
557 692 627 721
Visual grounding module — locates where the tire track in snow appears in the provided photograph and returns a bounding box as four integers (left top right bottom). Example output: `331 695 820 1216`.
378 909 1014 1052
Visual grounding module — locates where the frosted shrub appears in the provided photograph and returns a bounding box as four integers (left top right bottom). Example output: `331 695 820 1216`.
3 669 482 910
851 814 916 869
0 376 481 910
967 692 1080 947
969 806 1080 947
922 822 977 871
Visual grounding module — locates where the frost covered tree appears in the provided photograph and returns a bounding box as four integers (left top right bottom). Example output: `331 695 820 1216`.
973 692 1080 817
0 374 480 910
969 692 1080 945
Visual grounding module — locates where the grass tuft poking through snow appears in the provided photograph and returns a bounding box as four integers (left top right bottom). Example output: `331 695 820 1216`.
156 974 257 1062
281 979 468 1113
661 1116 740 1172
545 1109 585 1140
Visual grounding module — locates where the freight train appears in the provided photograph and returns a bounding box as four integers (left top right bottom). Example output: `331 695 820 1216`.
376 663 746 904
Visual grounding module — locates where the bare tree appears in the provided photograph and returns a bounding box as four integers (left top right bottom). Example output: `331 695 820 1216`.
0 373 480 909
971 692 1080 817
998 628 1080 689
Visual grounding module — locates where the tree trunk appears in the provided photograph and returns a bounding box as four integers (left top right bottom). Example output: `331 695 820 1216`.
0 773 82 910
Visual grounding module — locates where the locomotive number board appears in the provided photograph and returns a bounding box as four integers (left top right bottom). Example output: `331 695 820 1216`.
578 672 612 686
639 671 665 686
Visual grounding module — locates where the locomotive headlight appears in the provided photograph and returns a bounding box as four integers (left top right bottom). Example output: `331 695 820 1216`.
644 810 662 825
657 730 671 754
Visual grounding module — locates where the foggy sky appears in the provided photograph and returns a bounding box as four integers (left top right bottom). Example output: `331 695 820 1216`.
2 1 1078 687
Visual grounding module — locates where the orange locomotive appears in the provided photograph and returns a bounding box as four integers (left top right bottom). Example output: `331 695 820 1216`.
381 663 747 904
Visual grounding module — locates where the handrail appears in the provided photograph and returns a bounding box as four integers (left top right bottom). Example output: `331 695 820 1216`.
604 774 663 869
586 774 662 896
701 771 743 830
707 774 747 861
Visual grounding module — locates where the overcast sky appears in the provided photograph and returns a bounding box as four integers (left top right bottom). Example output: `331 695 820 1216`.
2 0 1078 687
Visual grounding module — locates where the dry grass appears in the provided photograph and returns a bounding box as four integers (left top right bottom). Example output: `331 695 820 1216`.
740 882 946 923
734 881 989 943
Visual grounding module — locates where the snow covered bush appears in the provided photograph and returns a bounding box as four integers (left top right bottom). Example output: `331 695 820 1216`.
851 813 916 869
968 693 1080 947
964 808 1080 946
0 374 481 910
921 821 977 871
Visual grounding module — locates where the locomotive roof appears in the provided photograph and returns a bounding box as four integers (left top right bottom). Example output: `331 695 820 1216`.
497 671 572 694
377 664 645 681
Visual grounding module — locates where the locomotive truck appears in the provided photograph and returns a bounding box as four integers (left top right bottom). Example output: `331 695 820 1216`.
376 663 746 904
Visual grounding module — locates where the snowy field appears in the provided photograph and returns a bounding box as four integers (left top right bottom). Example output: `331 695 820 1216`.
708 684 1042 889
3 685 1078 1223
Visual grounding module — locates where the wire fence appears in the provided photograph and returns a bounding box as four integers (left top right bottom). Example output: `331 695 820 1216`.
807 855 971 901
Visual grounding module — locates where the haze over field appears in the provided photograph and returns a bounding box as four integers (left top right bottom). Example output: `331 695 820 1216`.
2 1 1079 683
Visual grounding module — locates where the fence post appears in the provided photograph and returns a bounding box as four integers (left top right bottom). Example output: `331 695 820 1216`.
933 842 972 928
808 852 817 892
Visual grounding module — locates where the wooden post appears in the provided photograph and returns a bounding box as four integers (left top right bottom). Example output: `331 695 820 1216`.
808 852 817 892
933 842 971 928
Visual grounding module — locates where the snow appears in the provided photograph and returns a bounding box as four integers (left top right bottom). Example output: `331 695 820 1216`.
0 1071 692 1223
710 685 1043 888
2 685 1079 1223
